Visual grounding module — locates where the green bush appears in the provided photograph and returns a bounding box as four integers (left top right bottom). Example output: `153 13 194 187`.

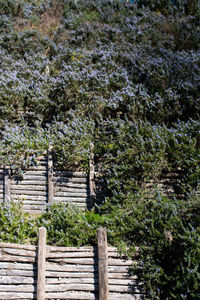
38 203 98 246
127 194 200 299
0 201 37 244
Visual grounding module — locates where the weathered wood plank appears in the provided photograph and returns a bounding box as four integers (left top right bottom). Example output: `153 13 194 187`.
54 182 87 189
109 293 144 300
47 252 96 258
0 262 36 270
45 292 97 299
54 171 87 178
11 185 47 191
25 292 143 300
46 263 98 273
55 186 89 193
11 180 47 185
47 257 132 266
13 200 46 205
37 227 46 300
0 243 36 251
45 283 142 293
0 269 36 277
98 227 109 300
0 276 36 284
0 284 35 292
17 171 47 176
47 245 118 253
53 197 90 202
47 258 97 265
47 251 121 258
46 271 98 278
12 195 47 201
0 255 36 263
54 177 87 184
46 278 98 285
47 246 95 252
0 248 36 257
13 175 47 181
54 191 88 197
45 278 138 285
0 292 36 299
45 284 97 292
11 190 47 196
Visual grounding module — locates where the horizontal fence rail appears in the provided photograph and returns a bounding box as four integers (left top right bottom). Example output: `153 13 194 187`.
0 227 144 299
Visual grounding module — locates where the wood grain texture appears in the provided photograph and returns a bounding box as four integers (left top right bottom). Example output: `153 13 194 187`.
0 233 143 299
53 171 87 178
0 292 36 299
53 177 87 184
37 227 46 300
98 227 109 300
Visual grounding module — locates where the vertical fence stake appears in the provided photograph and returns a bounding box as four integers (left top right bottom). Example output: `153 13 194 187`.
37 227 46 300
48 146 54 204
89 143 95 207
4 167 11 203
98 227 109 300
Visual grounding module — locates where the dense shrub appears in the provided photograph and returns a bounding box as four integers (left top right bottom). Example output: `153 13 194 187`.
0 119 93 170
128 194 200 299
0 201 37 244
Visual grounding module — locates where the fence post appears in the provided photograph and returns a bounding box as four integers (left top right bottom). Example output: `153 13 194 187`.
48 146 54 204
4 167 11 203
98 227 109 300
89 142 95 207
37 227 46 300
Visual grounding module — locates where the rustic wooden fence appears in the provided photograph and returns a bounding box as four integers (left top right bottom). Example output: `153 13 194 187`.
143 169 186 199
0 227 144 299
1 153 197 214
0 150 100 213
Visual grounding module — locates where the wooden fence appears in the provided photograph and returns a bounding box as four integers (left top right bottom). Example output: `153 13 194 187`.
0 227 144 300
1 154 198 214
0 151 100 213
143 169 186 199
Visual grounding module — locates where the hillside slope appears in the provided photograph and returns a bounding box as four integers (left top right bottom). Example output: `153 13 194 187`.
0 0 200 298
